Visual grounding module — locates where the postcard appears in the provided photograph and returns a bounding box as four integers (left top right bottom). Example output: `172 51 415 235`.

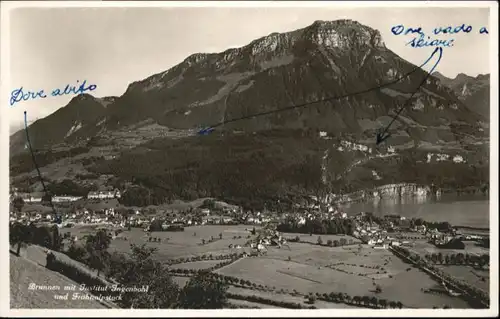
1 1 498 317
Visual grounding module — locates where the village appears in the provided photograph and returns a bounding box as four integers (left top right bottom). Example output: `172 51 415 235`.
9 184 485 254
9 184 490 310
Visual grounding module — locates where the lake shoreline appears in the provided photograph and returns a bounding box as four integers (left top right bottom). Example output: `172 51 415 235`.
339 195 489 229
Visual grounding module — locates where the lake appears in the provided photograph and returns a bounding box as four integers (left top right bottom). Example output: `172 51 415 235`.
339 194 490 228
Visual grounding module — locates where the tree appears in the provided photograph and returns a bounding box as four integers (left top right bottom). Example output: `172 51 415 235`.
202 239 206 245
12 197 25 213
117 244 179 308
396 301 403 309
317 236 323 245
431 253 438 264
178 272 228 309
339 238 347 246
327 239 333 247
333 240 340 247
353 296 361 305
219 233 223 240
84 229 111 277
307 293 316 304
379 298 388 309
361 295 370 306
437 252 444 264
375 285 382 293
10 222 30 256
66 243 87 262
464 254 471 265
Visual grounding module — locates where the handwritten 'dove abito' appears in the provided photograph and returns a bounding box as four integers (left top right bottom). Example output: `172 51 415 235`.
10 80 97 107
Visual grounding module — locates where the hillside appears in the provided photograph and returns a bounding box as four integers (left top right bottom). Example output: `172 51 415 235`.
10 20 486 153
10 252 108 309
432 72 490 119
9 19 490 205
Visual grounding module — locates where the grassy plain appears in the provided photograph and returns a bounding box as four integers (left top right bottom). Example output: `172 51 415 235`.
436 265 489 293
409 239 490 256
216 242 470 308
108 225 258 260
280 232 361 245
66 224 475 308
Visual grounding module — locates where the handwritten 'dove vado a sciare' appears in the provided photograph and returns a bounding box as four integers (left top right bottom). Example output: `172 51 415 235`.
9 80 97 107
390 23 489 48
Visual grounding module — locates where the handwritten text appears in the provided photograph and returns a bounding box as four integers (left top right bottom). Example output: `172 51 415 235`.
10 80 97 107
391 24 489 49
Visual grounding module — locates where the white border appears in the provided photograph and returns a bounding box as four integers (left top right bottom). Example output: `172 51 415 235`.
1 1 498 317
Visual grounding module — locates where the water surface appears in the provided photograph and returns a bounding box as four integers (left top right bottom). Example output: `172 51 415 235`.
339 194 489 228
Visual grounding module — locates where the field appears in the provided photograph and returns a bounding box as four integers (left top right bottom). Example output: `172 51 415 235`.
109 225 258 260
173 260 231 270
436 265 489 293
226 298 283 309
280 232 361 245
409 239 490 256
227 286 359 309
67 224 474 308
215 242 470 308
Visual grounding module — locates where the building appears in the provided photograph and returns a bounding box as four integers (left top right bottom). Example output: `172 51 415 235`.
52 195 83 203
87 189 121 199
16 192 43 203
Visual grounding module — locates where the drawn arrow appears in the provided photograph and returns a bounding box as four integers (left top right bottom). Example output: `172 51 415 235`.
196 46 444 136
376 47 443 145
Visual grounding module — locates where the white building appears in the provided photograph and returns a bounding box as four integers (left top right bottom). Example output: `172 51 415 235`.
453 155 465 163
87 189 121 199
52 195 83 202
17 193 43 203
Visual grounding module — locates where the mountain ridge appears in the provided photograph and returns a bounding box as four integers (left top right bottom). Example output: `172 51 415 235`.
9 19 489 204
432 71 490 119
11 19 488 155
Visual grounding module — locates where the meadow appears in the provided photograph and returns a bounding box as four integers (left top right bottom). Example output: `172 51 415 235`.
215 242 470 308
68 224 472 308
108 225 257 260
280 232 361 245
409 239 490 256
435 265 489 293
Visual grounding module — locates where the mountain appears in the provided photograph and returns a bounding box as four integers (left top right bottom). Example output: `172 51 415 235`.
11 20 486 154
10 20 489 204
432 72 490 119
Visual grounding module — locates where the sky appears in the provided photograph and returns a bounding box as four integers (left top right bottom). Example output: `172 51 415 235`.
5 4 493 134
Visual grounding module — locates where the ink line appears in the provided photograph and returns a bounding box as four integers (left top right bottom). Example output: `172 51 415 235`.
376 47 443 145
198 47 442 137
24 111 61 224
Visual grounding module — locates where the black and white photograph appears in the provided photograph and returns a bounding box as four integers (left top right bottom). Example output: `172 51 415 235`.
1 1 498 316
